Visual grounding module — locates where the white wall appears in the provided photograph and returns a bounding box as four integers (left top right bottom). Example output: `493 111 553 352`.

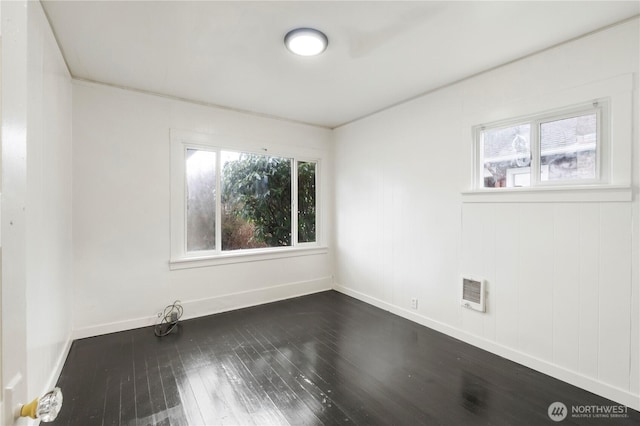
1 1 73 424
24 0 73 404
334 18 639 409
72 82 334 337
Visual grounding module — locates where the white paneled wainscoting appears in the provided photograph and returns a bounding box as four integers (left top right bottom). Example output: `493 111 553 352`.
460 201 634 407
335 200 637 408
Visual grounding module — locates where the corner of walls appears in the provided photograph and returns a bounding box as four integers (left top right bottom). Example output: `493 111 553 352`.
42 333 72 395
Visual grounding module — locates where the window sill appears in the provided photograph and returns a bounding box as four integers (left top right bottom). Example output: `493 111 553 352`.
169 246 329 270
461 185 632 203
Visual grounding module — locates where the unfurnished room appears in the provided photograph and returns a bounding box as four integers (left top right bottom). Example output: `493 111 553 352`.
1 1 640 425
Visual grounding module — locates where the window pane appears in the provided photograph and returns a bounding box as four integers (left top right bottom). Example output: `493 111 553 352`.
481 124 531 187
298 161 316 243
540 113 597 182
186 149 216 252
221 151 292 250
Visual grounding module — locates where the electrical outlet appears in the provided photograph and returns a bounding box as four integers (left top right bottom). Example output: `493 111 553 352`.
411 298 418 310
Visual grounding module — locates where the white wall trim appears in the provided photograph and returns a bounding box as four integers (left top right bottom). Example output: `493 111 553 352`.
461 185 632 203
170 247 329 270
169 127 328 268
72 78 332 130
72 277 333 340
42 334 72 395
333 283 640 411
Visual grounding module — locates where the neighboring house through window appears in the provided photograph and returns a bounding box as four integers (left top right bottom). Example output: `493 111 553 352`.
476 101 605 189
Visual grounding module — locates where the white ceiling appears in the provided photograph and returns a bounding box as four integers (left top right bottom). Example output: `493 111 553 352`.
42 1 639 128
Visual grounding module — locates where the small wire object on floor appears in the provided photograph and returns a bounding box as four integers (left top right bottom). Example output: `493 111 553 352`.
154 300 183 337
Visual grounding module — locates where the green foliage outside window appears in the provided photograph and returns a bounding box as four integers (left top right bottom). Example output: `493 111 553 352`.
222 153 292 249
297 161 316 243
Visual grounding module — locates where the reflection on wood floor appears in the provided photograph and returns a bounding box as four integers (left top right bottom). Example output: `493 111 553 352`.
51 291 639 425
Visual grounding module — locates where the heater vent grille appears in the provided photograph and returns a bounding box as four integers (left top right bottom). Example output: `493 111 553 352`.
461 278 485 312
463 279 482 304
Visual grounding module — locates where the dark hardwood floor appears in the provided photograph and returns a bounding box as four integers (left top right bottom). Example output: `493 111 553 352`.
51 291 639 425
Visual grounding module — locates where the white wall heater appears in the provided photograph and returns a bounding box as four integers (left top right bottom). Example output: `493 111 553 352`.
461 277 486 312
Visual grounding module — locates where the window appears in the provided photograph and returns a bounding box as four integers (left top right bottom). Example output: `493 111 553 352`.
297 161 317 243
171 131 321 266
476 100 606 189
220 151 292 251
186 149 216 251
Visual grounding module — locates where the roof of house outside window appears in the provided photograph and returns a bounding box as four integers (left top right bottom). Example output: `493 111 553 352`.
482 114 596 163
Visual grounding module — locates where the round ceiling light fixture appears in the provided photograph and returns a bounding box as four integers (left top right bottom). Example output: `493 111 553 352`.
284 28 328 56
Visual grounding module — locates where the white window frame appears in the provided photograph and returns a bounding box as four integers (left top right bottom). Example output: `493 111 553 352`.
463 73 633 203
170 130 324 269
293 159 319 247
474 100 608 190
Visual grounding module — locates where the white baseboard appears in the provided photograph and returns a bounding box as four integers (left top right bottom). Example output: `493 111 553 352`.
72 277 333 340
333 283 640 411
43 334 73 395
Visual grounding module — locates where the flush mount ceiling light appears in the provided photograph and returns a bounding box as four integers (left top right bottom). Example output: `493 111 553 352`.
284 28 328 56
